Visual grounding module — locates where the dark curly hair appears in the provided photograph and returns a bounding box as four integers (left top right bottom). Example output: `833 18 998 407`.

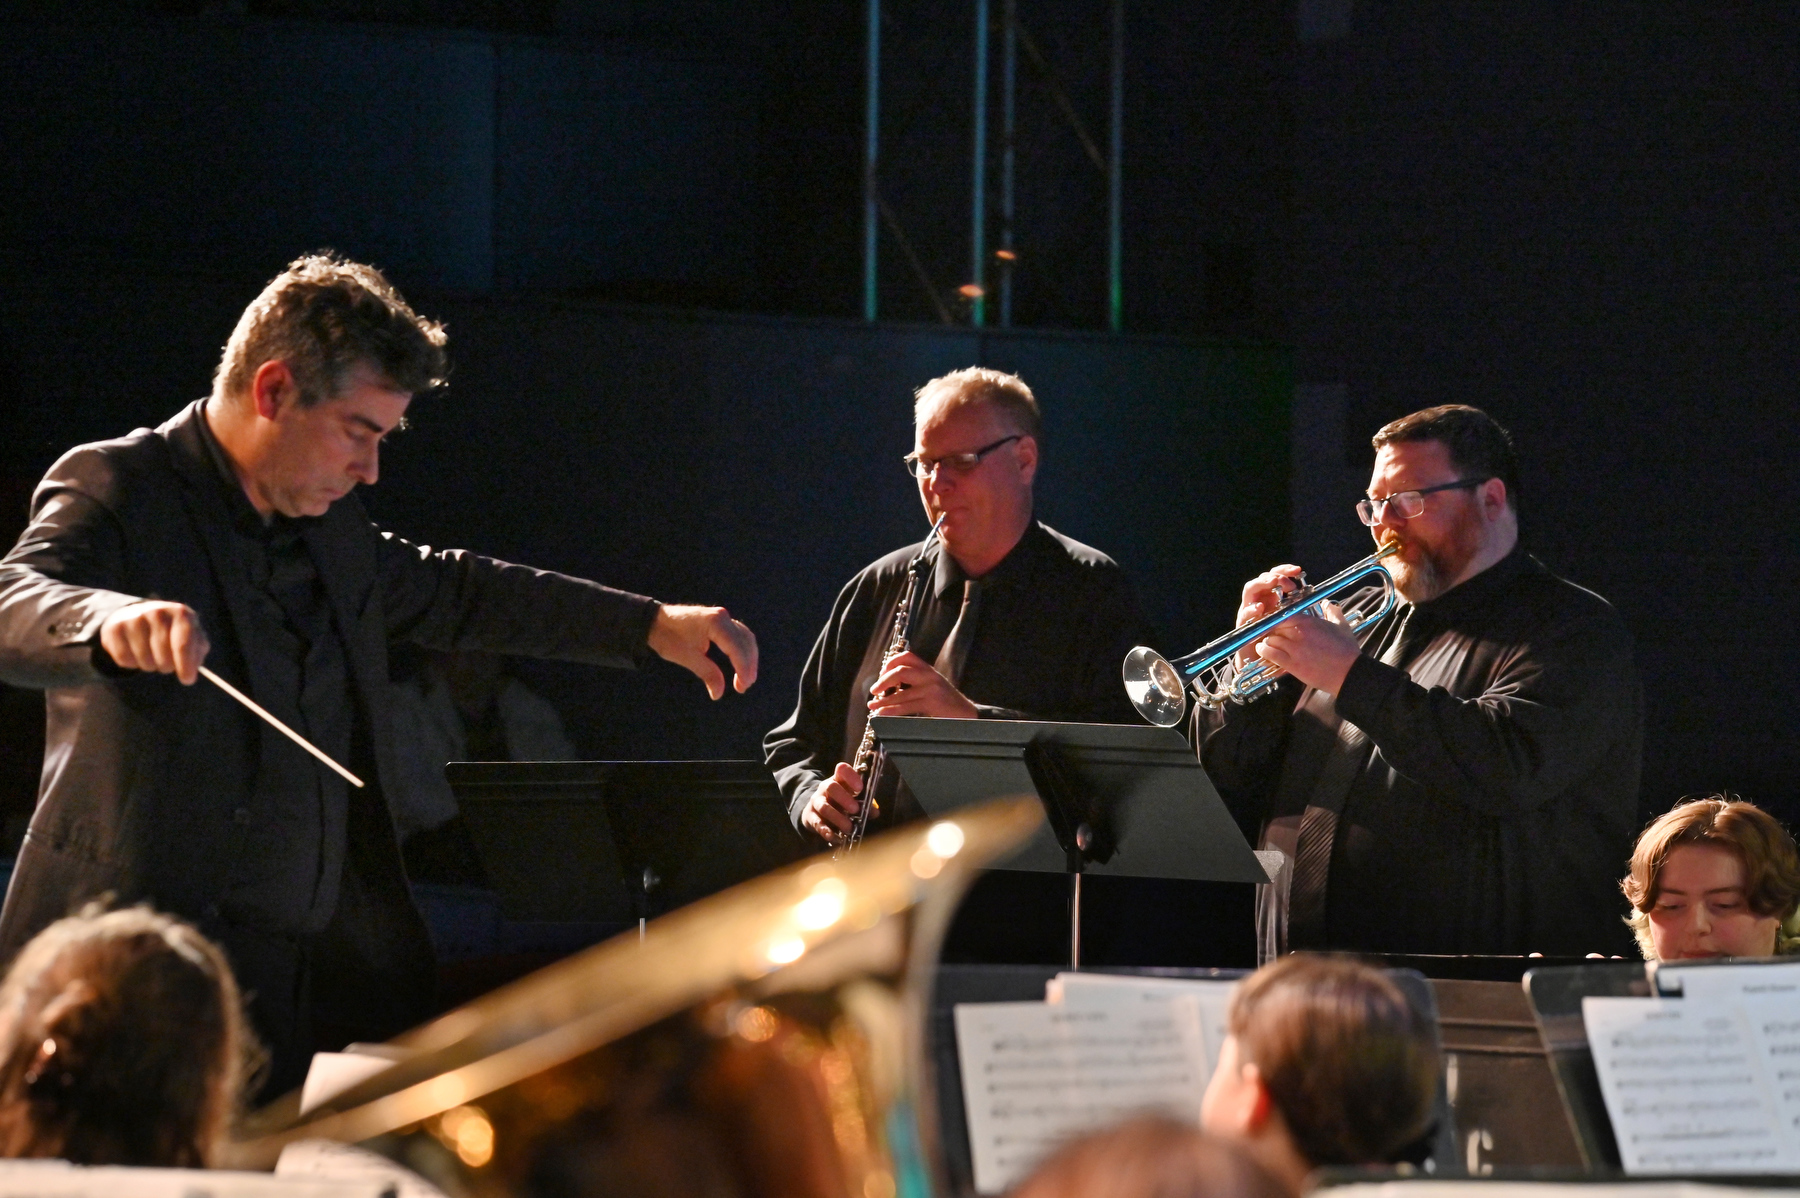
1226 955 1439 1169
0 905 259 1166
213 250 448 406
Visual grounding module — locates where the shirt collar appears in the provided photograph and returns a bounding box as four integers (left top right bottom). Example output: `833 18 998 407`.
932 519 1047 598
195 404 304 542
1413 542 1534 617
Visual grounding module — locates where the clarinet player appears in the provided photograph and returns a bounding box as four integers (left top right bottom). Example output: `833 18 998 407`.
764 367 1154 848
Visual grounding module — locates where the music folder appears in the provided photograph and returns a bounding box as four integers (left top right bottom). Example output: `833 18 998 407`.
868 717 1265 884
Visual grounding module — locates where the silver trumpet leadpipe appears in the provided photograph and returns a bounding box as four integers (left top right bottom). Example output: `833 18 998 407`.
1122 542 1401 727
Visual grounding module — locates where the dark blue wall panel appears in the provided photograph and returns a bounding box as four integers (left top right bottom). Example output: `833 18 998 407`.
0 21 497 290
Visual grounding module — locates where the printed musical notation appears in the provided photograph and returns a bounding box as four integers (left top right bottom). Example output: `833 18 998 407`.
1584 996 1800 1174
1048 971 1239 1079
954 994 1210 1194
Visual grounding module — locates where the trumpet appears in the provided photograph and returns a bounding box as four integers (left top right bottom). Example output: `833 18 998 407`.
1122 543 1401 727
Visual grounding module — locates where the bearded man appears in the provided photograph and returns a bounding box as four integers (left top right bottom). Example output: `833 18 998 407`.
1196 405 1642 956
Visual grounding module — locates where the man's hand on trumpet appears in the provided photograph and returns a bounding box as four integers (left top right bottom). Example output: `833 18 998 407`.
1232 565 1305 669
1231 565 1364 695
1253 601 1363 697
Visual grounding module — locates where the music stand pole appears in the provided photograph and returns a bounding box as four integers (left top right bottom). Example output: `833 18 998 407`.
1070 872 1082 970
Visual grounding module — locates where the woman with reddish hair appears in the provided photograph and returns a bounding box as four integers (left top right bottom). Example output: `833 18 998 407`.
0 905 257 1165
1621 795 1800 960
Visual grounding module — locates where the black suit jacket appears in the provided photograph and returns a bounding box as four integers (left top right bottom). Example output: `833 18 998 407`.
0 401 659 957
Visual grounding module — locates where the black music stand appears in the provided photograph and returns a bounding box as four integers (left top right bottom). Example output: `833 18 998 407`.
447 760 804 929
870 718 1266 968
1521 960 1653 1171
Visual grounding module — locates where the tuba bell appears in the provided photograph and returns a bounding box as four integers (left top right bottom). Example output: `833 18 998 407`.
226 796 1044 1198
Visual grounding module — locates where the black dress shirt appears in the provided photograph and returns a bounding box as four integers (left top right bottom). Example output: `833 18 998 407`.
196 413 358 930
765 520 1155 831
1196 546 1644 957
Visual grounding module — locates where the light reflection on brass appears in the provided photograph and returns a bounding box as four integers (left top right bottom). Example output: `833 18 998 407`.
227 798 1044 1198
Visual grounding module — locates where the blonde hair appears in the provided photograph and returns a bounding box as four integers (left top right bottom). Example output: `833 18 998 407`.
1621 795 1800 959
913 367 1041 441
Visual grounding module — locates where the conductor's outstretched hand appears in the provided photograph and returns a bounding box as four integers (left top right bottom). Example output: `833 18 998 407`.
648 604 759 699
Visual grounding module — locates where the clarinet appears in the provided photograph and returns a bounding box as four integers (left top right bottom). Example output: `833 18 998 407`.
836 516 944 857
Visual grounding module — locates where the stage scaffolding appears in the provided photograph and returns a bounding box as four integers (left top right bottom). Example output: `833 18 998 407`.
862 0 1126 331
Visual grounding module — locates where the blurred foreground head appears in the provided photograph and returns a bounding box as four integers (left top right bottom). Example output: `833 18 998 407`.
0 906 256 1166
1202 956 1439 1191
1010 1115 1295 1198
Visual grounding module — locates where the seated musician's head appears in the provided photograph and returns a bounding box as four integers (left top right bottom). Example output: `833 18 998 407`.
909 367 1041 575
1200 956 1439 1192
1363 405 1520 603
206 251 449 519
1008 1114 1294 1198
1621 795 1800 960
0 905 257 1167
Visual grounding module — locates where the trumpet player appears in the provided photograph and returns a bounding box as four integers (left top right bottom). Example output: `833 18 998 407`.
1198 404 1642 957
765 367 1153 849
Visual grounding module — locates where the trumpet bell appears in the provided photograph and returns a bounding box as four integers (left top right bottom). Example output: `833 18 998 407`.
1123 645 1188 727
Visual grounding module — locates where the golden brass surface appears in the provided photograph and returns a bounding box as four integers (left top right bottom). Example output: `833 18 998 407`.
227 796 1043 1198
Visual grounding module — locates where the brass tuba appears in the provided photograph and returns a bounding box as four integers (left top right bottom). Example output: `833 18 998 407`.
227 796 1043 1198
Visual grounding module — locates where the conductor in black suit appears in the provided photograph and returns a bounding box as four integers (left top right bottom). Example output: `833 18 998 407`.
0 253 758 1091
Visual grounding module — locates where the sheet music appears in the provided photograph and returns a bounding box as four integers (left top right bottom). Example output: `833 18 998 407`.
1740 990 1800 1139
1656 960 1800 1004
300 1049 400 1114
954 997 1209 1194
0 1158 389 1197
1047 972 1238 1078
1325 1181 1800 1198
1583 995 1798 1173
277 1140 449 1198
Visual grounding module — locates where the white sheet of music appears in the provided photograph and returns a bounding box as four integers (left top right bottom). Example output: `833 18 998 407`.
300 1049 399 1114
1326 1180 1800 1198
1048 971 1239 1079
1740 990 1800 1140
0 1158 388 1197
1583 995 1799 1173
954 994 1209 1194
1656 960 1800 1004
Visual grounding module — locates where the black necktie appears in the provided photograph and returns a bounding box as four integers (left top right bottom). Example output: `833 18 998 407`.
931 580 982 687
1286 605 1429 944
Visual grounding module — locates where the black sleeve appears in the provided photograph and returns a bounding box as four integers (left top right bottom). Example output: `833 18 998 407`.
1193 675 1302 834
763 571 882 831
0 461 152 689
1332 607 1640 818
374 530 661 668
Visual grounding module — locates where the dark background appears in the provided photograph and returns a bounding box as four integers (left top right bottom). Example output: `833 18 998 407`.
0 0 1793 853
